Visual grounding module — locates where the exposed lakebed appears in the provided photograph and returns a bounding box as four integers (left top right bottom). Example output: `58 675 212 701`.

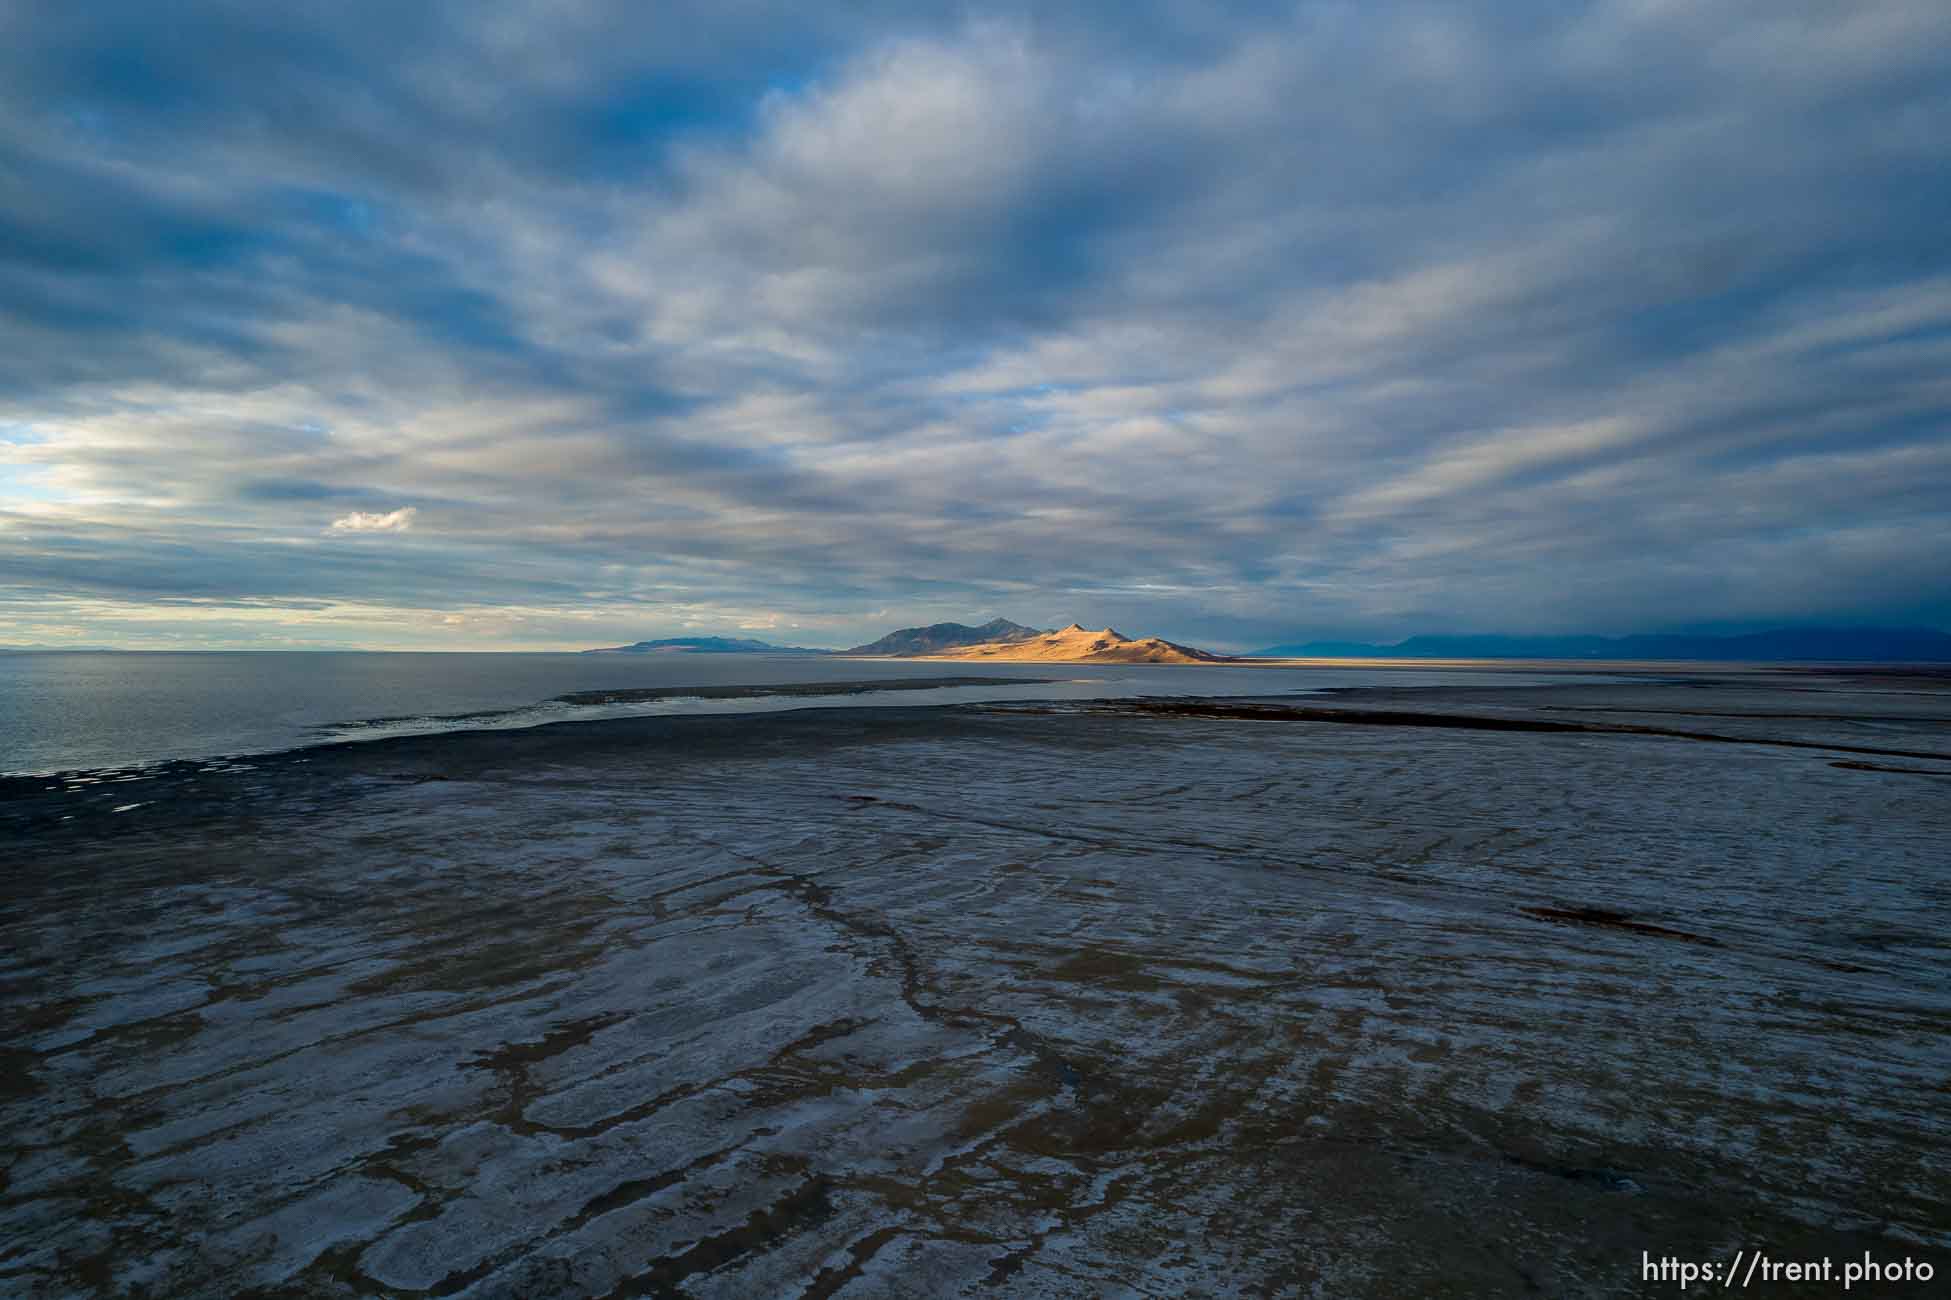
3 671 1948 1296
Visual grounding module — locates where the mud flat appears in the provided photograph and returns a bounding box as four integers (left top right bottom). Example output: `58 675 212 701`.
3 672 1949 1296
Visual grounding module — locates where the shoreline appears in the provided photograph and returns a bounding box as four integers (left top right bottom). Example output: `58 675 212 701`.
13 654 1945 782
1 660 1659 784
10 666 1948 847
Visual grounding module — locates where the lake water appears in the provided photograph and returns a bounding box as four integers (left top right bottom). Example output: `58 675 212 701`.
0 650 1608 775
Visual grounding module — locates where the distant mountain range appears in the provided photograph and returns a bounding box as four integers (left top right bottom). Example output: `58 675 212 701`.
1251 627 1951 662
843 618 1044 656
584 636 831 655
584 623 1951 664
584 618 1232 662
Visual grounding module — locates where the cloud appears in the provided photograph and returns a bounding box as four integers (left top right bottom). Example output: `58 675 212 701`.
329 507 417 533
0 2 1948 648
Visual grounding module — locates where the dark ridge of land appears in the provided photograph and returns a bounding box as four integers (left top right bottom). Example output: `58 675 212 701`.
1540 705 1951 723
1830 760 1951 776
1518 906 1719 945
551 676 1054 706
1103 699 1951 763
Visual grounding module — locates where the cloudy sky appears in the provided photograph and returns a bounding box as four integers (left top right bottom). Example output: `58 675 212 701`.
3 1 1948 651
